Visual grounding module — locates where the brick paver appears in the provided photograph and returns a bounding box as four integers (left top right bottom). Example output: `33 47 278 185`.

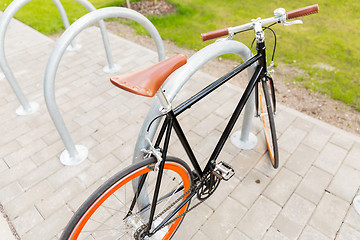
1 14 360 240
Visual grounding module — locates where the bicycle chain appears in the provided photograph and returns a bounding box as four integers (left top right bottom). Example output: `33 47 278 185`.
136 171 212 238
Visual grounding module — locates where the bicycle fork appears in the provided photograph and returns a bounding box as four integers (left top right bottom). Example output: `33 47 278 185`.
255 75 277 118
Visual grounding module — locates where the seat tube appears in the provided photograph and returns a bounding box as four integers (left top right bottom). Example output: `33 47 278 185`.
145 117 173 234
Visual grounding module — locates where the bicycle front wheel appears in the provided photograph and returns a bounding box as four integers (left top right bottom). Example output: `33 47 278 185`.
61 157 193 240
259 80 279 168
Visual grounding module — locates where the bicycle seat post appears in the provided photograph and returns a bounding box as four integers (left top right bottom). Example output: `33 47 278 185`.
156 87 172 114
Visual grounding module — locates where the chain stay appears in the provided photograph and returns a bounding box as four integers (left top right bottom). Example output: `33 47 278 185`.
139 171 212 237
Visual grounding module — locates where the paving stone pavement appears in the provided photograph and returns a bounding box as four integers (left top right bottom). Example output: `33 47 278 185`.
1 14 360 240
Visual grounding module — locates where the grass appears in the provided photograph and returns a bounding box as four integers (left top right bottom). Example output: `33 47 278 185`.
1 0 360 110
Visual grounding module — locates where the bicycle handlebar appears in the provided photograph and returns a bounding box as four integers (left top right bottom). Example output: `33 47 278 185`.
201 28 229 42
287 4 319 20
201 4 319 41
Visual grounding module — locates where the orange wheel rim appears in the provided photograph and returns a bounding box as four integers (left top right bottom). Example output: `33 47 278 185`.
259 87 275 165
70 162 191 240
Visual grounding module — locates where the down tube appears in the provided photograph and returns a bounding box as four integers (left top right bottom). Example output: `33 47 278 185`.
208 65 263 164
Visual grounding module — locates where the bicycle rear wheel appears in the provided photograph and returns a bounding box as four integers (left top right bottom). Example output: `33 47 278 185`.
258 80 279 168
61 156 193 240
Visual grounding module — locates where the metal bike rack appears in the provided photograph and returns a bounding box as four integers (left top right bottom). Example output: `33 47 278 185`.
0 0 118 115
44 7 165 165
354 195 360 215
133 39 258 164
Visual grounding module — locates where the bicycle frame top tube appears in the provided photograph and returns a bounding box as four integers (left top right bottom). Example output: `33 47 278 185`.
173 53 261 116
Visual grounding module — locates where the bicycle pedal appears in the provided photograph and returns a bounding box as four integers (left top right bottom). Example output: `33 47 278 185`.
212 161 235 181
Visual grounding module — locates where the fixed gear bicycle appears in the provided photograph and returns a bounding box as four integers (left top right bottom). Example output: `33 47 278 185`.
61 4 319 239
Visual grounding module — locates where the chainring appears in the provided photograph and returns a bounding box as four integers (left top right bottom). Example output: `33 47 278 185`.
196 172 221 200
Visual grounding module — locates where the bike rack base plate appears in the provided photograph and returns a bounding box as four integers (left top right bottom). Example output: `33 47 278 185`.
354 195 360 216
60 145 88 166
103 64 121 73
16 101 40 116
230 131 258 150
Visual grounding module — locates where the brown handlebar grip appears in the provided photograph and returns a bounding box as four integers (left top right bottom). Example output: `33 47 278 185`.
201 28 229 41
287 4 319 19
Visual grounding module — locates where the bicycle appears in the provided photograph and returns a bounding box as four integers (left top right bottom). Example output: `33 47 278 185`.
61 4 319 239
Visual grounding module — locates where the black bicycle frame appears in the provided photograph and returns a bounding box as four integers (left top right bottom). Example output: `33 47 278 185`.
144 41 269 236
160 42 267 175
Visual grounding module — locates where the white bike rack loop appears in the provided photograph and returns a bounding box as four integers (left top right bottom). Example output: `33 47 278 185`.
354 195 360 216
44 7 165 165
0 0 117 115
133 39 258 164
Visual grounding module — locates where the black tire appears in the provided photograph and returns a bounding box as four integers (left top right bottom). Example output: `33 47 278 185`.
61 156 193 239
259 80 279 168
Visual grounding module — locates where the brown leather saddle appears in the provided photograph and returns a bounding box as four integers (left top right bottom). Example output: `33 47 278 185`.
110 54 187 97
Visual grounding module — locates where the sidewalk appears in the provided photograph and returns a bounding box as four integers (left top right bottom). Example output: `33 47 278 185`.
1 16 360 240
0 212 16 240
